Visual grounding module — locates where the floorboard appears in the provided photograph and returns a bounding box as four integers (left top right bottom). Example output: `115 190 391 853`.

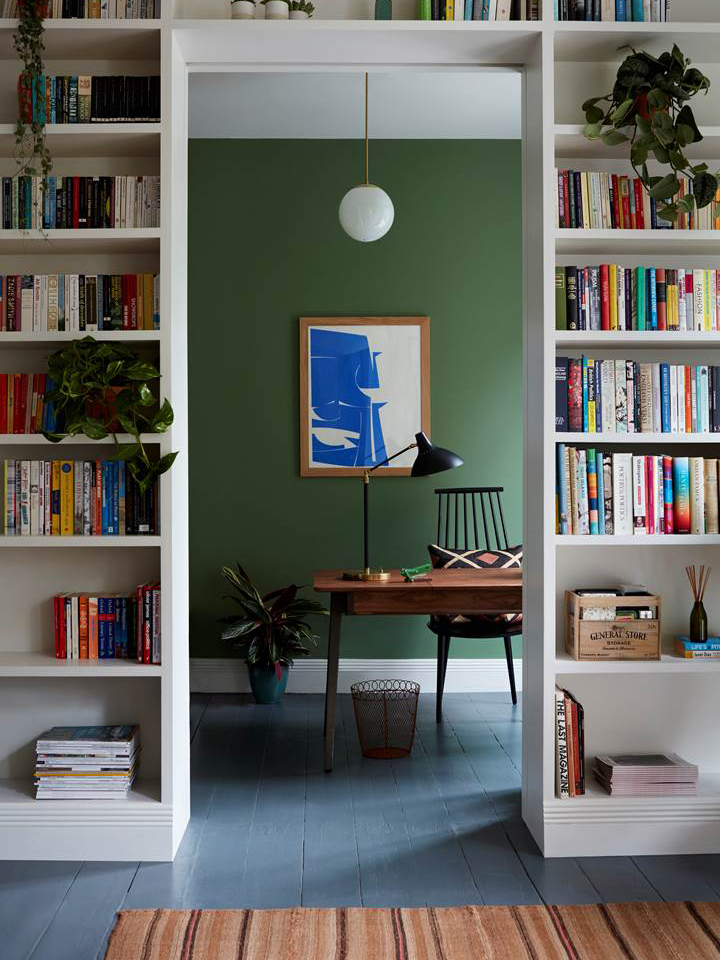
6 692 720 960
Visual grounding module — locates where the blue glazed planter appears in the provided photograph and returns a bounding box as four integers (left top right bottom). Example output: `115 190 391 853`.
248 664 289 704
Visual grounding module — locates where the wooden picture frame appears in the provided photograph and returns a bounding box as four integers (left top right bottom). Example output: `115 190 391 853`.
299 316 430 477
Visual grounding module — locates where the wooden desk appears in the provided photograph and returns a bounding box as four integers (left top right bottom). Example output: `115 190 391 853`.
313 568 523 771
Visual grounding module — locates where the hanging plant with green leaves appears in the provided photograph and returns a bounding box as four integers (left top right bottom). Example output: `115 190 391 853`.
582 45 715 224
14 0 52 185
43 337 177 493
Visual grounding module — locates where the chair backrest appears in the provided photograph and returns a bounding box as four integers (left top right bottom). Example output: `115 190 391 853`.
434 487 510 552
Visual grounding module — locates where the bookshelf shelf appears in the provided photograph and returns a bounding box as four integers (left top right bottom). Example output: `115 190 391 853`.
0 332 160 347
552 23 720 63
0 124 161 159
554 124 720 161
556 433 720 445
554 331 720 347
0 434 160 445
0 229 161 254
556 534 720 545
554 654 720 674
0 536 160 547
0 652 162 677
0 20 162 60
555 229 720 256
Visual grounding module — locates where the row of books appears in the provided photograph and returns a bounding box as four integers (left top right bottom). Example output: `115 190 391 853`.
20 75 160 125
555 0 669 19
0 374 58 435
557 447 720 536
556 358 720 435
0 274 159 332
2 460 158 537
555 687 585 798
2 0 158 16
35 726 140 801
675 636 720 660
556 170 720 231
1 176 160 231
418 0 537 16
53 584 160 663
555 265 720 333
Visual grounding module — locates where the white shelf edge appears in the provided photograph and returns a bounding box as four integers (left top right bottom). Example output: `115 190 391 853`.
0 229 160 240
0 433 160 445
0 535 160 547
554 331 720 345
556 534 720 545
555 432 720 445
556 229 720 242
555 654 720 674
0 331 160 343
0 653 161 677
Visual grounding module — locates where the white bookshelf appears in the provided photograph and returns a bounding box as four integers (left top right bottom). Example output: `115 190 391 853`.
0 11 189 863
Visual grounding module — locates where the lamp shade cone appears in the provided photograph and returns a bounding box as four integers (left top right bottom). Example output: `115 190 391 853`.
410 431 464 477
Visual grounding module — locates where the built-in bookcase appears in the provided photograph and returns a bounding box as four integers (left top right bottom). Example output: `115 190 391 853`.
0 8 189 862
537 4 720 857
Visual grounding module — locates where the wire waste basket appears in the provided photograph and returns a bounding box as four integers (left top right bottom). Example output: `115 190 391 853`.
350 679 420 759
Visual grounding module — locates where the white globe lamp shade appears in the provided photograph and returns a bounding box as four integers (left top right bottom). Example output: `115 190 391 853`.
339 184 394 243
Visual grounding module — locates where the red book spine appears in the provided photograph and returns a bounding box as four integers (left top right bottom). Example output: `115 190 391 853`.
55 595 67 659
25 373 33 434
685 366 692 432
14 374 26 434
562 171 571 228
0 375 6 434
570 699 582 795
557 170 565 228
611 174 621 228
656 268 667 331
663 456 675 534
633 179 645 229
122 275 129 330
600 264 610 331
136 584 144 662
143 585 152 664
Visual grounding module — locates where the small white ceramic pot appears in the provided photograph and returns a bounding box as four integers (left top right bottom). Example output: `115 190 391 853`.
289 8 309 15
264 0 289 17
230 0 256 17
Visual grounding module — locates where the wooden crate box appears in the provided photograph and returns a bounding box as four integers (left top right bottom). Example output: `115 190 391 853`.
565 592 662 661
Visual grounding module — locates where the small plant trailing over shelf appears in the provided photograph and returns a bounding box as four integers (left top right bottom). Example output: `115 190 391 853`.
14 0 52 186
582 45 716 224
218 564 327 674
288 0 315 14
43 337 177 492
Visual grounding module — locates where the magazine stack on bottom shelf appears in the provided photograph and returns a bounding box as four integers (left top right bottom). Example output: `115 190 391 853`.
593 754 699 797
555 687 585 798
34 725 139 800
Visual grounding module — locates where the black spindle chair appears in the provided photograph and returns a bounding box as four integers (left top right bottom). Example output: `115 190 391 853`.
428 487 522 722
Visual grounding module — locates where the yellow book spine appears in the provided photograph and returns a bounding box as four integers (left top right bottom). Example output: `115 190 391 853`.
445 0 453 17
51 461 60 536
609 265 618 331
705 270 713 331
143 275 153 330
580 172 591 228
59 461 73 536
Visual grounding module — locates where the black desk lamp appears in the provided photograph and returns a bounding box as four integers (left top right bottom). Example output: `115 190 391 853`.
342 431 464 582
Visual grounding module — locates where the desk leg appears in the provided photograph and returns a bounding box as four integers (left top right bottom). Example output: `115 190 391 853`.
323 593 344 773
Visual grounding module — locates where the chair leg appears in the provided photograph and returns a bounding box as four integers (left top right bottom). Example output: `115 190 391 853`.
504 635 517 706
436 634 451 723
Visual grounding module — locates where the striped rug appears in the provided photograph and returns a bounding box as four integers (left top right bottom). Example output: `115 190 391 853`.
104 902 720 959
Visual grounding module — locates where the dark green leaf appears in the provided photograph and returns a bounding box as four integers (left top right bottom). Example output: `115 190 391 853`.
693 171 718 209
601 129 629 146
649 173 680 201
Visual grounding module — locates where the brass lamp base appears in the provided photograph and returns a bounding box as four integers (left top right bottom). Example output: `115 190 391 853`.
342 568 392 582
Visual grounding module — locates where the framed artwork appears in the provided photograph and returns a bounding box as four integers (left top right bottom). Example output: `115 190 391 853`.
299 316 430 477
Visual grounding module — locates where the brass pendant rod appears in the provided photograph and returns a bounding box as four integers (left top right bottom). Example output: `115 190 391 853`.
364 71 369 185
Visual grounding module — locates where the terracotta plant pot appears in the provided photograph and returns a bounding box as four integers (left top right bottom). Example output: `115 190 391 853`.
85 385 125 433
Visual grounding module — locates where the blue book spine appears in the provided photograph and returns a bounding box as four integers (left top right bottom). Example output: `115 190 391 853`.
557 443 569 535
554 0 558 16
616 0 626 18
649 268 658 329
631 0 643 16
596 452 606 534
106 597 116 656
661 363 671 432
115 597 127 658
98 597 107 659
101 462 109 535
465 0 473 18
582 357 589 432
111 461 119 535
677 637 720 650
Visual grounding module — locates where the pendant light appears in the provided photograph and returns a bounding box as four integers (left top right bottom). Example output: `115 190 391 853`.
338 73 394 243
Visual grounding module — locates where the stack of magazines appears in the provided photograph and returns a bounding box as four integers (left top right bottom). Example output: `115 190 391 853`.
34 725 139 800
593 753 699 796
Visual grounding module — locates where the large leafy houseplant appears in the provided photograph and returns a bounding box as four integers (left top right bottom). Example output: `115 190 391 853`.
44 337 177 492
218 564 327 677
582 45 715 223
14 1 52 185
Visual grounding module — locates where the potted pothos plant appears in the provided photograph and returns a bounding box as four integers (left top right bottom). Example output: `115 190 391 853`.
582 44 716 223
288 0 314 17
43 337 177 493
15 1 52 187
218 564 327 704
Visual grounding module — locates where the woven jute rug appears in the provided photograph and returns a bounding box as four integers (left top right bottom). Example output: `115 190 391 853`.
104 902 720 959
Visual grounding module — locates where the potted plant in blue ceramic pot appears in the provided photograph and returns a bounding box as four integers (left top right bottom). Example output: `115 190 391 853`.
218 564 327 704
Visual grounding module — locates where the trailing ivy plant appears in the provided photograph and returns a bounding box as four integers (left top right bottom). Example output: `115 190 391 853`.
582 45 715 223
14 0 52 188
43 337 177 492
288 0 315 13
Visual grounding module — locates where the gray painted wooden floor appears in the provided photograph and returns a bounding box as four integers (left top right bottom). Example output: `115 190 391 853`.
4 692 720 960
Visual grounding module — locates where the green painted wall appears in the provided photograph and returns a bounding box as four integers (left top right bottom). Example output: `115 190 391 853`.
188 139 522 659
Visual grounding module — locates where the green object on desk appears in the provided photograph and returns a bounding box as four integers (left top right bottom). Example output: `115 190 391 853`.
375 0 392 18
401 562 433 582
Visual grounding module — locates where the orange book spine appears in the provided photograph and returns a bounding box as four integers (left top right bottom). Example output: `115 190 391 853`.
88 595 99 659
78 595 89 659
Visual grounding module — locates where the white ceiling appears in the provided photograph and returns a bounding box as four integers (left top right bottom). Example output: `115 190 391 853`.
188 71 521 140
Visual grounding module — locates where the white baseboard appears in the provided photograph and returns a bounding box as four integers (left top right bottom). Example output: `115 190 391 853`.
190 657 522 695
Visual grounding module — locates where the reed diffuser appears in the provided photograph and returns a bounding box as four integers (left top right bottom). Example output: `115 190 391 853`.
685 565 711 644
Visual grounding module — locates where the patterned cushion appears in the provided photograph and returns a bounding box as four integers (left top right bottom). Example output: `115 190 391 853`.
428 543 523 629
